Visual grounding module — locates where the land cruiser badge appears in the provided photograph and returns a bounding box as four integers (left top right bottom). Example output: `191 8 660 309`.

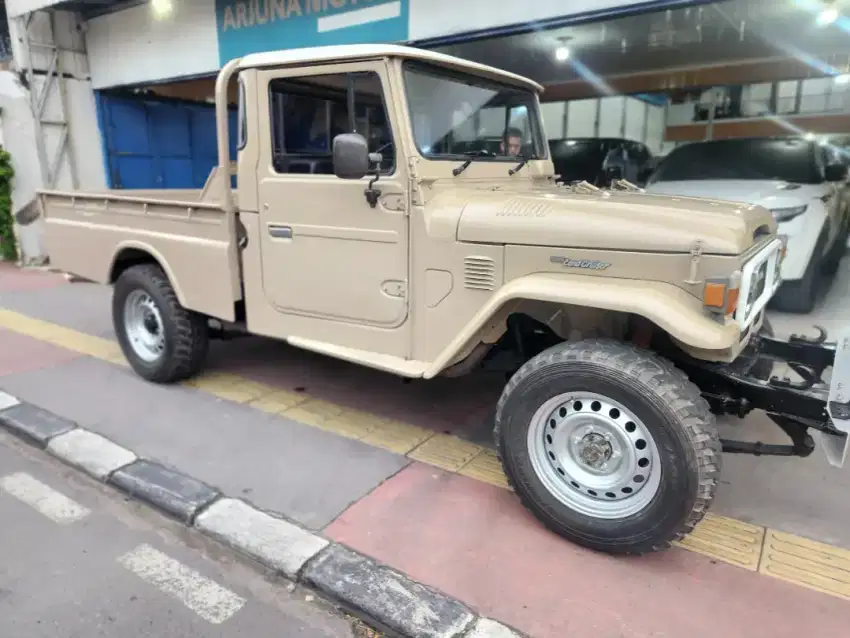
550 255 611 270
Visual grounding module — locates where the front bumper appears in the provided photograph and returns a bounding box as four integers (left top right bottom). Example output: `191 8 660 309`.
674 324 850 467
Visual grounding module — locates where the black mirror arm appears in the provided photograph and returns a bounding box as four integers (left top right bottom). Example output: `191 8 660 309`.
364 170 381 209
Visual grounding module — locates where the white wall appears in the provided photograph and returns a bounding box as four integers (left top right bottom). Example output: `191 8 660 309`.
408 0 650 41
81 0 658 88
3 9 105 263
541 96 667 153
0 70 43 261
86 0 219 89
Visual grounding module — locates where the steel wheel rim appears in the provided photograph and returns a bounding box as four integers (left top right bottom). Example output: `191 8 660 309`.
527 391 662 519
123 290 165 363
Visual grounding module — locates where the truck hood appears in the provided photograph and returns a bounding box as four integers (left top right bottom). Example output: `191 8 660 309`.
645 179 820 211
455 187 775 255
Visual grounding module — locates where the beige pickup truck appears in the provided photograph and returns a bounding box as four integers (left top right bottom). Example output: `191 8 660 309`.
39 44 850 556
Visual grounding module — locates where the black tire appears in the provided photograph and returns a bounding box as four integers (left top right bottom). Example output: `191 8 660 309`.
822 221 848 276
772 242 822 314
112 264 209 384
494 339 720 555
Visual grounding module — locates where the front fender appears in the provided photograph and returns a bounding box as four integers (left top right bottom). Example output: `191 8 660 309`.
423 273 742 379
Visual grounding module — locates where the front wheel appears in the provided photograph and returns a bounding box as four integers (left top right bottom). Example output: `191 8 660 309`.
495 340 720 555
112 264 209 384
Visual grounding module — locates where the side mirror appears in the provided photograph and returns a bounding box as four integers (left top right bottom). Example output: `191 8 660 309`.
825 163 848 182
332 133 369 180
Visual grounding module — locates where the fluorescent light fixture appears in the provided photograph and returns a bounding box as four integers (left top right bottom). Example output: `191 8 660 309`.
805 132 816 140
816 6 839 26
835 73 850 84
555 46 571 61
151 0 173 19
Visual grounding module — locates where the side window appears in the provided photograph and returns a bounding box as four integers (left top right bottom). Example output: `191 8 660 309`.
268 71 394 175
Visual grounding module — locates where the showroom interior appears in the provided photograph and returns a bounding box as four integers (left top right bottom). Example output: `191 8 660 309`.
1 0 849 293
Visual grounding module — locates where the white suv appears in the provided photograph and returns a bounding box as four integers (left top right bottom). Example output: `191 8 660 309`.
645 137 849 313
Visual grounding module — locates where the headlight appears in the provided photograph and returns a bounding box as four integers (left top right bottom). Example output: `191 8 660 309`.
770 205 807 222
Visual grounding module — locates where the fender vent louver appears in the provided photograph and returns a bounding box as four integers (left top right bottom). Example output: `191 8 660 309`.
464 256 496 291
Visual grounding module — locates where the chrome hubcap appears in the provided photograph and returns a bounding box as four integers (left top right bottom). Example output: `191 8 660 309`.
123 290 165 363
527 392 661 519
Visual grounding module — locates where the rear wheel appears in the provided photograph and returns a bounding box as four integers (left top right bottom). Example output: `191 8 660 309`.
113 264 209 383
495 339 720 555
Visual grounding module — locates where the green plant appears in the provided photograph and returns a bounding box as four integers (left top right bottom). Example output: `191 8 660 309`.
0 147 15 261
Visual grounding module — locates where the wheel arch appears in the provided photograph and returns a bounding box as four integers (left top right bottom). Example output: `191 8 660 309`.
423 274 740 379
109 242 190 309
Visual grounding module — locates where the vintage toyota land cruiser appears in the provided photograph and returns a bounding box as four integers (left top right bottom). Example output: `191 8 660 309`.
39 44 850 555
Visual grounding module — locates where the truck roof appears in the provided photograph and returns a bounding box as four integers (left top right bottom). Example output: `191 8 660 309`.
238 43 544 93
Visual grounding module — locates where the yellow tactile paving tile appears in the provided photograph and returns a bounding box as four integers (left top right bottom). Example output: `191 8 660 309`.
248 389 308 414
458 449 511 489
360 420 433 455
0 309 126 363
9 305 850 598
759 529 850 600
408 434 484 472
185 371 275 403
675 513 766 570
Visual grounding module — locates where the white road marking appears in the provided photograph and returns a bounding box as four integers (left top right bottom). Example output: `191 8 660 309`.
317 1 401 33
118 544 246 624
0 472 91 524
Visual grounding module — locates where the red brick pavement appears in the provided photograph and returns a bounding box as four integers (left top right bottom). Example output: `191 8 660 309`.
326 462 850 638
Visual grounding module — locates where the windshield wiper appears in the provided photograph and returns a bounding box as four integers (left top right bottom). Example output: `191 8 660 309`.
509 153 537 175
453 150 495 176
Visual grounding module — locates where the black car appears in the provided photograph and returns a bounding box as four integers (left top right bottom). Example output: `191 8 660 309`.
548 137 656 186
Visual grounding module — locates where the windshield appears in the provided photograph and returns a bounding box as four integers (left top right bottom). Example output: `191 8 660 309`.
402 61 545 161
648 138 822 184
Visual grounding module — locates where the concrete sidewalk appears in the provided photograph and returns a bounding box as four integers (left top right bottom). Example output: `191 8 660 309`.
2 262 850 638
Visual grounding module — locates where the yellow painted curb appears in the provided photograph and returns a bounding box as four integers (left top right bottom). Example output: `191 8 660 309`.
4 308 850 599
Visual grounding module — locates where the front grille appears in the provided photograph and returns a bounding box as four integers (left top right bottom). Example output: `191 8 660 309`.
747 261 768 309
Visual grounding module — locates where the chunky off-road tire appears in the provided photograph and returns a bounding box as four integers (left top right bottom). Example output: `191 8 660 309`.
495 339 720 555
112 264 209 384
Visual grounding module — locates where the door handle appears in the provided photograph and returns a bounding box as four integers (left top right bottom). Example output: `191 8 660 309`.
268 224 293 239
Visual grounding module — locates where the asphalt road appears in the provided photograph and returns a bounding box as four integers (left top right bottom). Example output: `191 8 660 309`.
0 430 359 638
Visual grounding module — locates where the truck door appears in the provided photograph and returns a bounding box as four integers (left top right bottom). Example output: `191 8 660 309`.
255 62 409 335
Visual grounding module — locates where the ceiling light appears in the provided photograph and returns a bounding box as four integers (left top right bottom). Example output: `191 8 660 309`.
805 132 816 141
555 46 570 62
151 0 173 19
835 73 850 84
816 6 839 26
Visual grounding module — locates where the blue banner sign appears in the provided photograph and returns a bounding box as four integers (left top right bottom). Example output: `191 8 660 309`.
216 0 409 64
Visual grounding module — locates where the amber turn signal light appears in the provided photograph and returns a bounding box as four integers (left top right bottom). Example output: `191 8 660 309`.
703 277 739 316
